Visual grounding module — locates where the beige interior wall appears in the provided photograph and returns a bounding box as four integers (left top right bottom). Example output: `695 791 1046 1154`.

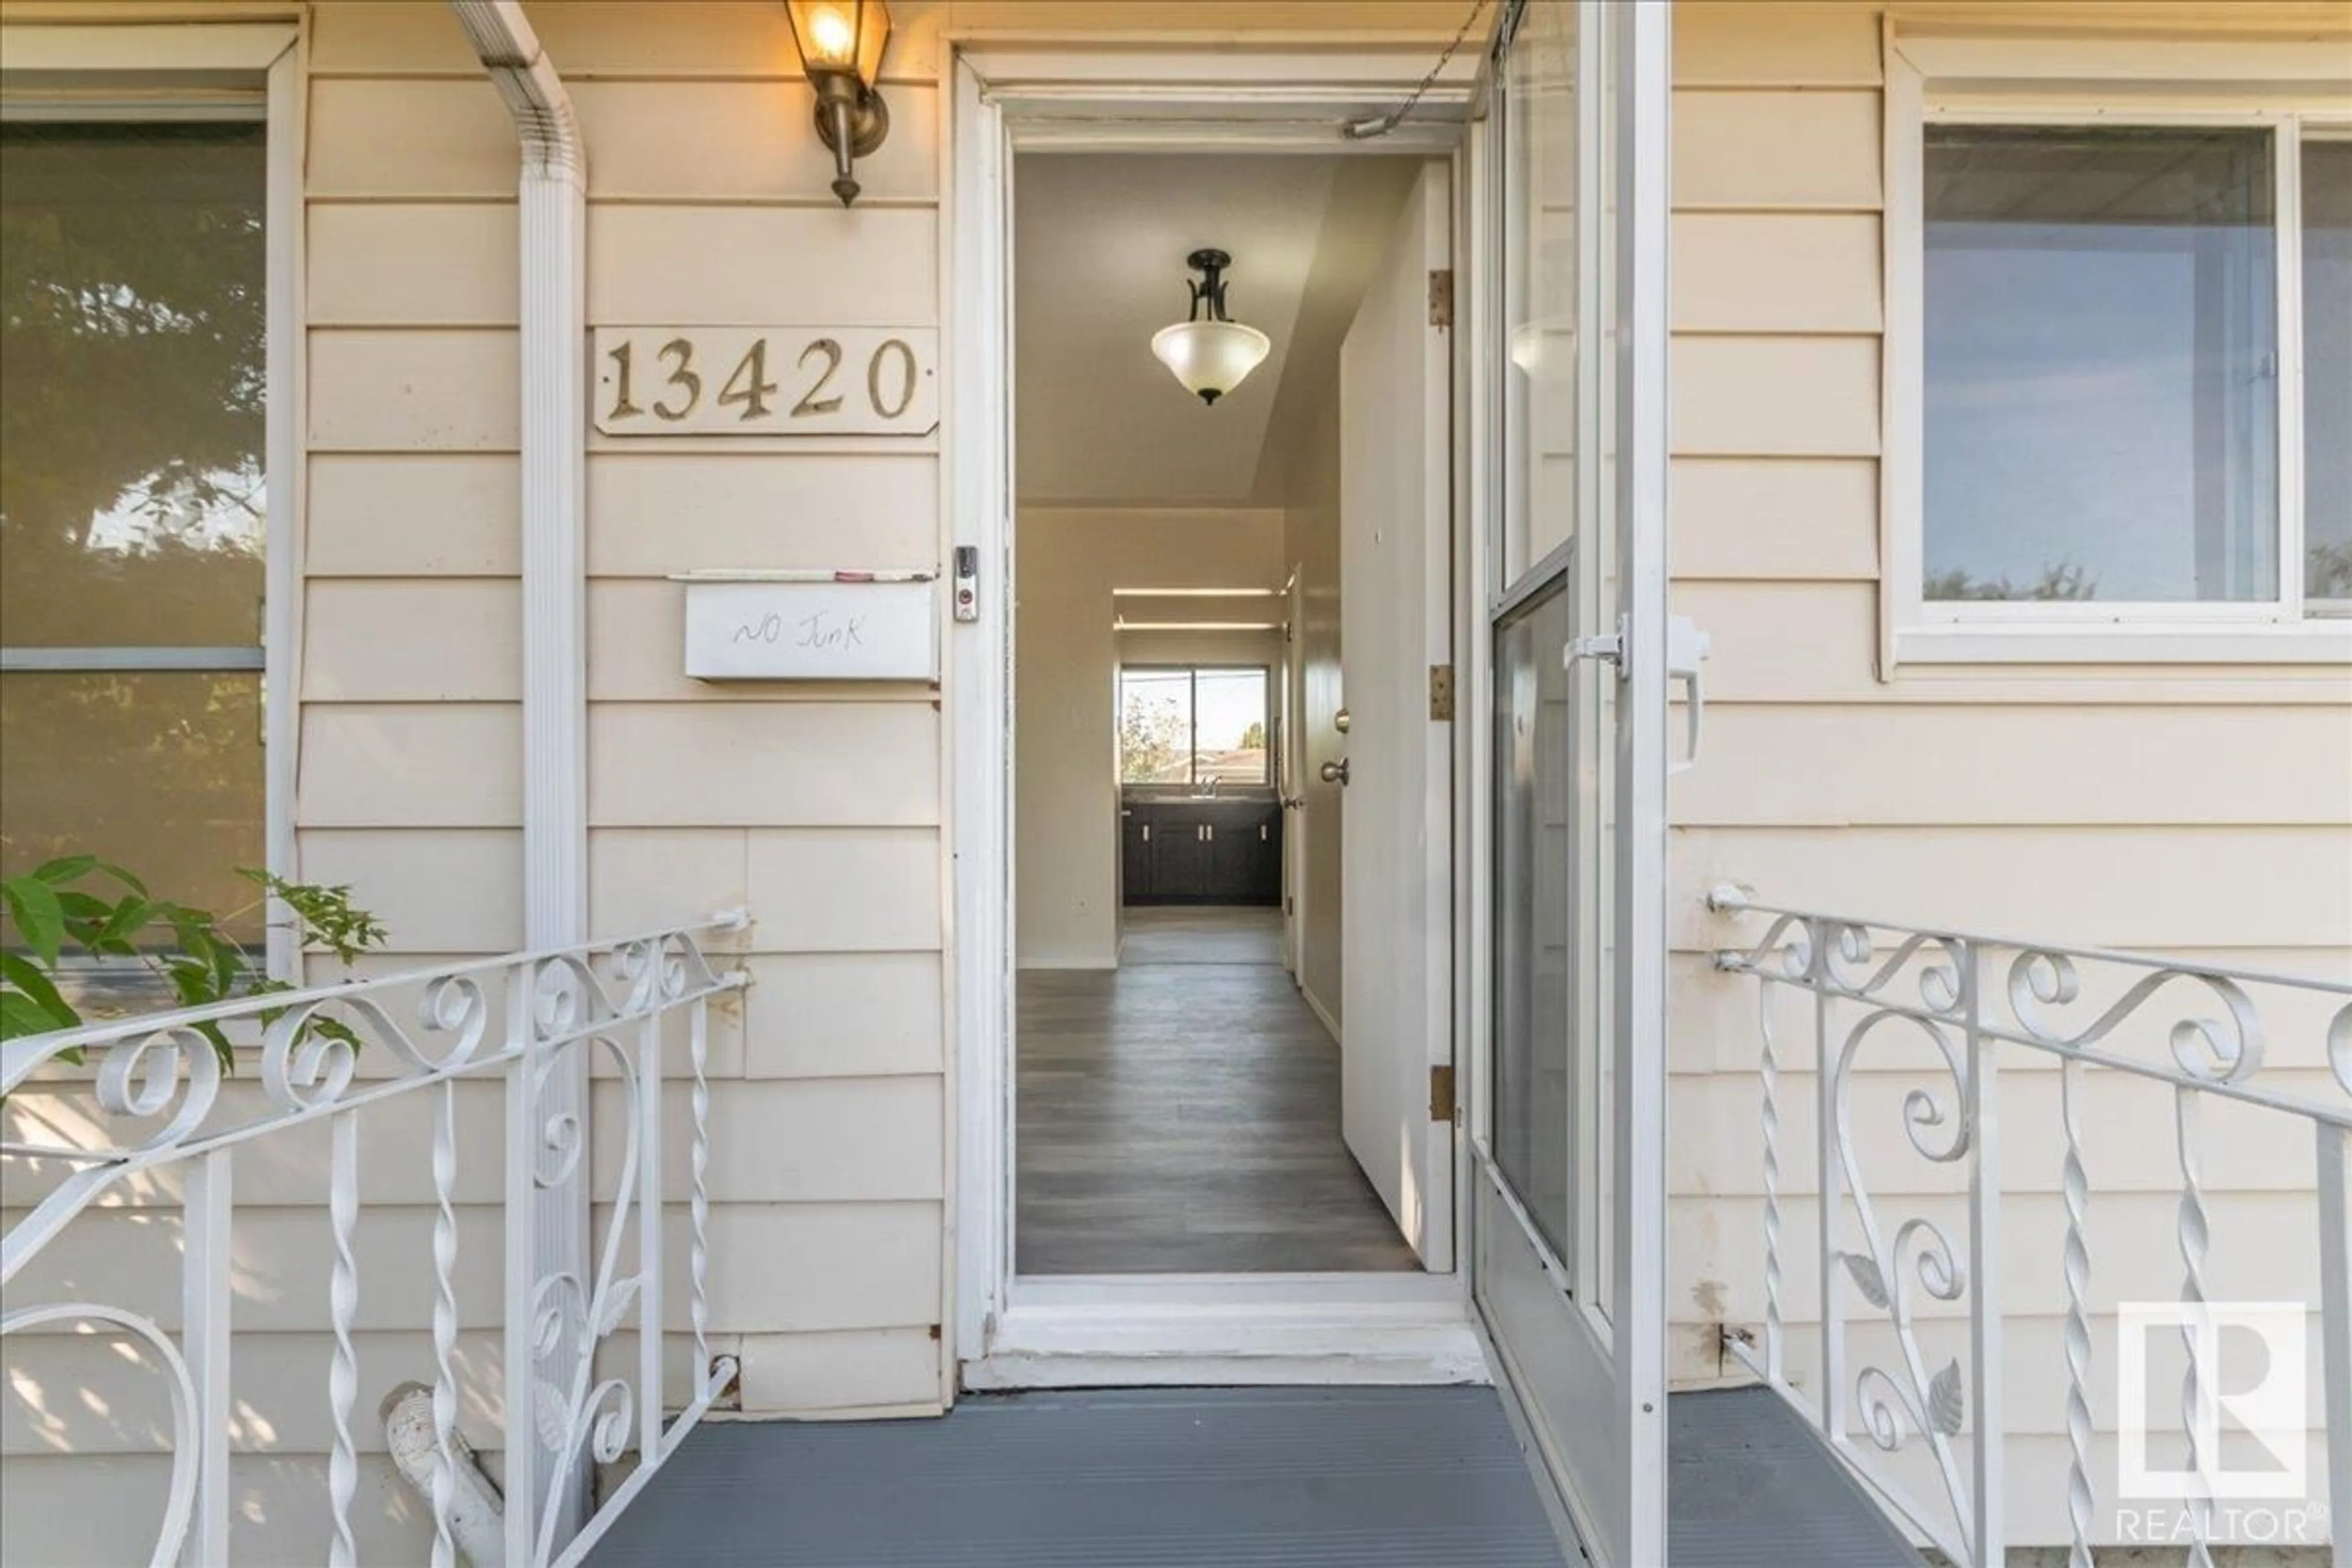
1014 509 1286 968
1281 394 1347 1025
1663 2 2352 1547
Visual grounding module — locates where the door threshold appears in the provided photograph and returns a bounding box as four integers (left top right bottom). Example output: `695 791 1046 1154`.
965 1272 1488 1390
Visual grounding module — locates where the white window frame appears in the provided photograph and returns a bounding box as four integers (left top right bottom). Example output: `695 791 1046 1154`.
1883 32 2352 667
0 20 304 974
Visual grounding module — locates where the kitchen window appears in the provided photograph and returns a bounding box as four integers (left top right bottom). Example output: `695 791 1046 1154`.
1117 665 1273 788
1886 37 2352 663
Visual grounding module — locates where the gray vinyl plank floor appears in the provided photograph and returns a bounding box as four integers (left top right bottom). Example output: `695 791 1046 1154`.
586 1386 1569 1567
1017 907 1418 1275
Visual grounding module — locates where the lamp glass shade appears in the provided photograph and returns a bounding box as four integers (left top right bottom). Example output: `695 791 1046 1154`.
1150 319 1272 404
785 0 888 83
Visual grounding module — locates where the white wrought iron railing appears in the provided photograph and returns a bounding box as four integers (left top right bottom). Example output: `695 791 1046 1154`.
1 916 749 1568
1707 886 2352 1568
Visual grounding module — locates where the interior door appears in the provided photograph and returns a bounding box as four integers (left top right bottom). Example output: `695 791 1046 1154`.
1474 3 1671 1565
1337 159 1455 1272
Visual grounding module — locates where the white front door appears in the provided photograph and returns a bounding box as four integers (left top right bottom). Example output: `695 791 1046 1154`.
1474 2 1672 1564
1337 159 1455 1272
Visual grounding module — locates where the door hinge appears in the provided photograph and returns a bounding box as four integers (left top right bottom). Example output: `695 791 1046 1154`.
1428 268 1454 328
1428 662 1455 722
1429 1064 1457 1123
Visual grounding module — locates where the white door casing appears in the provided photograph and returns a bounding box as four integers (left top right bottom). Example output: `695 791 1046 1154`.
1338 160 1456 1274
949 40 1485 1386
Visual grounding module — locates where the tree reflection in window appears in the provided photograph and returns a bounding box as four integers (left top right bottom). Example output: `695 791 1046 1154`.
0 120 269 935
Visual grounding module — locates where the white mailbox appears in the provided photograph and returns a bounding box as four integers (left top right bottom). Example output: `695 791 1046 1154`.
679 573 937 682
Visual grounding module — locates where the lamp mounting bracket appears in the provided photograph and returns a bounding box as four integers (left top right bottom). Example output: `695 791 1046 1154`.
1185 248 1235 322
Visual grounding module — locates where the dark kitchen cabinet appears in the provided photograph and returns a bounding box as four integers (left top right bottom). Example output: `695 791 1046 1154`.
1212 812 1280 902
1145 811 1215 897
1121 799 1281 906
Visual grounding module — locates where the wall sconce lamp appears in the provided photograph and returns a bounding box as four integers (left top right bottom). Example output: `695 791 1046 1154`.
784 0 892 206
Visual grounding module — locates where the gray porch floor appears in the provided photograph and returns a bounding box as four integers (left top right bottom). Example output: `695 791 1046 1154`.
586 1384 1924 1567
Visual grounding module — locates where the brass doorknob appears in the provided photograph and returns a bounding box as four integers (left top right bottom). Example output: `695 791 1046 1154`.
1319 758 1351 786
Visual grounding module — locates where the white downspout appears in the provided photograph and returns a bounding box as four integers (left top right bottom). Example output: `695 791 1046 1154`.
447 1 590 1553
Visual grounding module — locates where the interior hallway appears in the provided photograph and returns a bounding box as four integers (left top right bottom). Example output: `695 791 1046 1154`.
1016 907 1417 1274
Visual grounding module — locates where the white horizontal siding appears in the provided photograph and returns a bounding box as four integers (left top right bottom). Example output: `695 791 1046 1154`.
742 954 947 1079
590 1076 945 1202
588 703 942 827
586 452 939 576
1675 706 2352 826
298 829 524 952
308 329 520 451
305 455 520 575
299 704 522 826
307 202 518 325
1670 458 1879 581
573 80 943 203
301 579 521 701
1673 89 1882 209
1664 13 2352 1558
587 206 939 325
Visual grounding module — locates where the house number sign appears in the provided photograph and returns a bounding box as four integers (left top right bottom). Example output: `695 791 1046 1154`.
594 326 938 436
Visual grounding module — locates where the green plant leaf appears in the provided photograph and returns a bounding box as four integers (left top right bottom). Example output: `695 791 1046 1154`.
166 959 216 1008
2 876 66 966
31 854 97 885
56 891 114 948
96 898 153 948
193 1020 235 1073
56 890 112 921
1 992 53 1039
307 1016 363 1050
1 990 73 1042
0 953 80 1033
94 862 149 896
209 932 242 992
243 870 389 965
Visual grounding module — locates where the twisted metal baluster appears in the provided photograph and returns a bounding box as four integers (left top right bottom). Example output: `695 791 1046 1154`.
327 1112 360 1568
690 995 714 1391
1757 963 1785 1379
2060 1057 2093 1568
2176 1085 2215 1568
431 1079 461 1568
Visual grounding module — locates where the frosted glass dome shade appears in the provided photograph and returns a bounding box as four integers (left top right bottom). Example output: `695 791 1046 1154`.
1151 319 1272 405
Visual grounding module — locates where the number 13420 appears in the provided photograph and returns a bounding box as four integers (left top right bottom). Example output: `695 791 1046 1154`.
594 326 938 437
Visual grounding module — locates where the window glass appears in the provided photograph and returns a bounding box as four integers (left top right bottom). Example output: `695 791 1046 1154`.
1116 667 1270 786
0 673 263 922
1 122 268 646
1491 582 1572 1262
2304 138 2352 605
1118 668 1194 785
1924 126 2278 604
1191 668 1269 785
1 120 267 930
1499 0 1577 588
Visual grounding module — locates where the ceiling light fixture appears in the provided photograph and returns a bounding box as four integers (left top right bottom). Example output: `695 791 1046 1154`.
1150 249 1272 407
783 1 892 206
